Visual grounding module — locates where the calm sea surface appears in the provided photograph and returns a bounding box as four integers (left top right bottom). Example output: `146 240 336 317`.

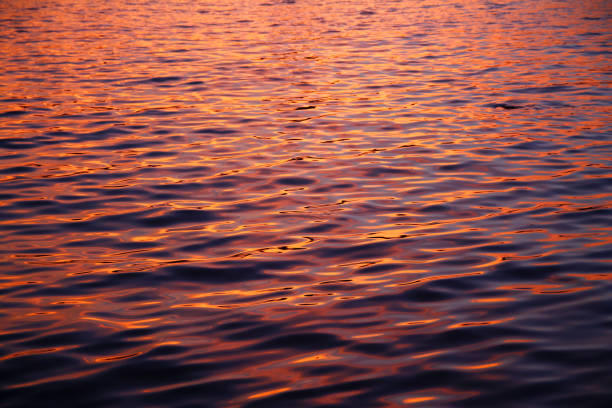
1 0 611 406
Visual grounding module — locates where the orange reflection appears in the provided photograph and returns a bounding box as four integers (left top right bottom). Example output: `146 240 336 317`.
412 351 444 360
248 387 291 400
292 353 338 364
448 317 514 329
397 319 439 326
470 297 515 303
403 396 437 404
456 362 502 371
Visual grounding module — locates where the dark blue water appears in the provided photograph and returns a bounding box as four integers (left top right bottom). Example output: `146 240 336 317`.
1 0 611 407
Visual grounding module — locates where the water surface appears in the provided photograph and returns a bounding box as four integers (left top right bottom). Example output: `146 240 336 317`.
1 0 611 407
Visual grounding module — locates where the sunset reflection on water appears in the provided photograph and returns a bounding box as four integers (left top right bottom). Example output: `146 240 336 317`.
1 0 611 407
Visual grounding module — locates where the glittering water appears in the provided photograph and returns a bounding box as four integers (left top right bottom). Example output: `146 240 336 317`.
1 0 611 407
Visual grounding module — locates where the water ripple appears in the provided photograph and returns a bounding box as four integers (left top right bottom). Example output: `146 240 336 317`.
1 0 611 407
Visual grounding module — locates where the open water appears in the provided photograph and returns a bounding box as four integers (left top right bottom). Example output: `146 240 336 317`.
1 0 611 407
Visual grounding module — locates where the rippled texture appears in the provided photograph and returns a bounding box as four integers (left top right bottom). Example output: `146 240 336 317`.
1 0 611 406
